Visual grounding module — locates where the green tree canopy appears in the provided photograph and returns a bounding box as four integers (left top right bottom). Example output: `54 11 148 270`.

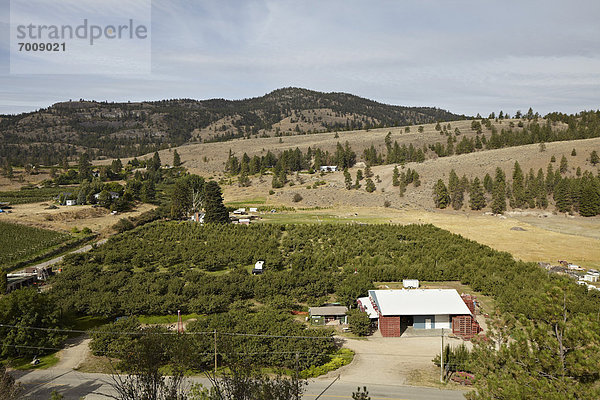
433 179 450 209
204 181 229 224
173 150 181 167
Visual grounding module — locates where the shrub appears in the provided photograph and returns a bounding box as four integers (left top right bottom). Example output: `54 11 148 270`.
113 218 134 233
292 193 303 203
347 309 371 336
300 349 354 378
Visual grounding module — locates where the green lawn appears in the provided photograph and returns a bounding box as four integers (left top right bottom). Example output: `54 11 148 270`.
9 353 60 370
258 212 387 224
137 313 202 324
225 197 266 206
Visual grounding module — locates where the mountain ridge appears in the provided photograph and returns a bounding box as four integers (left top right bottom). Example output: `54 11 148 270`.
0 87 465 165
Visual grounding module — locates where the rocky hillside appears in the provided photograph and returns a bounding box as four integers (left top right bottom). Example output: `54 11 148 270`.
0 88 463 165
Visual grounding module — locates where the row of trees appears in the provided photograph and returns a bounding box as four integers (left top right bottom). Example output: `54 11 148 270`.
433 157 600 216
226 141 357 177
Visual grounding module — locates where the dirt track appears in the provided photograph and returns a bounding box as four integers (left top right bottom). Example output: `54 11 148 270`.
52 336 91 371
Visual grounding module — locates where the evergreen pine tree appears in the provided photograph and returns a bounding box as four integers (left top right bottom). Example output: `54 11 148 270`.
491 168 507 214
356 169 363 181
398 180 407 197
448 169 463 210
170 179 191 220
152 151 161 171
483 173 493 193
469 177 486 210
365 178 376 193
173 150 181 167
78 152 92 181
546 163 555 194
560 155 568 174
510 161 526 208
578 178 600 217
590 150 599 166
364 165 373 178
535 168 547 209
204 181 230 223
392 166 400 186
343 168 352 190
141 180 155 203
433 179 450 209
553 178 572 213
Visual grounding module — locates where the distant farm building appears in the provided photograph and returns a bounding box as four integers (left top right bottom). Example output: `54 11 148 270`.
403 279 419 289
309 305 348 325
65 199 76 206
358 289 481 338
581 273 599 283
319 166 338 172
93 192 120 200
5 266 53 293
249 207 258 213
252 261 265 275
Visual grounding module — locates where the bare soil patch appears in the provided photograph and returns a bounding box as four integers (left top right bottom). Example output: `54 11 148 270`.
1 202 156 235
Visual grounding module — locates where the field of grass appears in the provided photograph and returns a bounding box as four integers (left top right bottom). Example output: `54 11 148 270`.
0 221 72 269
65 315 112 337
0 186 68 205
225 197 266 207
259 211 387 224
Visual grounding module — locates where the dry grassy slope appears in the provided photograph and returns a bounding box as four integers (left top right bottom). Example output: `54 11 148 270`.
220 136 600 212
121 118 524 175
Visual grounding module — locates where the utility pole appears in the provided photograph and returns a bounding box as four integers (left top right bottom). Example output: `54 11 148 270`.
295 352 300 400
214 329 217 375
440 327 444 383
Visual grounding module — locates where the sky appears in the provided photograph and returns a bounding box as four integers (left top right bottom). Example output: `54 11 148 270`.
1 0 599 116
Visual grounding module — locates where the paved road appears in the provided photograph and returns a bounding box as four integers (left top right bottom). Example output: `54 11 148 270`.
14 369 468 399
26 238 108 271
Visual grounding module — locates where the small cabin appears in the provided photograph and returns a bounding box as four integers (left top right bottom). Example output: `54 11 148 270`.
252 260 265 275
403 279 419 289
319 166 338 172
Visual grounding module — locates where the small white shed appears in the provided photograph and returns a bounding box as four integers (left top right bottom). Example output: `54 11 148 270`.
403 279 419 289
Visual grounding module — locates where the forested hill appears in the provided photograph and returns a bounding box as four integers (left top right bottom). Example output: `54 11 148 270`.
0 87 463 165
